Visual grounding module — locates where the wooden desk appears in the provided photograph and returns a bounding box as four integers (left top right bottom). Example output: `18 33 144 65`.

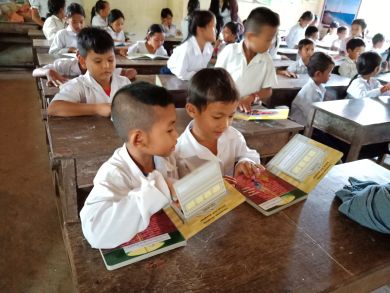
33 38 50 53
115 55 167 74
268 74 350 107
277 47 298 60
272 58 295 68
61 159 390 292
306 97 390 162
28 28 45 39
36 53 73 66
0 21 38 35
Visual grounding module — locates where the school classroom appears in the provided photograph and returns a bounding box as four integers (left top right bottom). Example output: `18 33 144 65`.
1 0 390 292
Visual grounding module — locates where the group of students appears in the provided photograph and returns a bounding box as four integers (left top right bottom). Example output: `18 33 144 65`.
30 2 390 247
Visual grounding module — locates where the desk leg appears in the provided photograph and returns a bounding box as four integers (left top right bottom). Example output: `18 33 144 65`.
304 109 316 137
346 128 363 162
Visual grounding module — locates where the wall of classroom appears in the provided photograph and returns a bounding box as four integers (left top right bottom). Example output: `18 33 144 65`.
81 0 324 40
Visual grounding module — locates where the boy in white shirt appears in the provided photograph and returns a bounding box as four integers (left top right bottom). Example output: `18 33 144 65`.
47 27 130 117
339 38 365 78
49 3 85 54
290 52 334 127
175 68 262 178
80 82 179 249
42 0 65 44
331 26 347 51
304 25 319 43
215 7 279 113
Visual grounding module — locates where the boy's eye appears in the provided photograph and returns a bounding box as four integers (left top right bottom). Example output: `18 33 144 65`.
212 116 222 120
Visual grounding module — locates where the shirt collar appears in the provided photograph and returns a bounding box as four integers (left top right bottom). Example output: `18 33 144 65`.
189 36 212 56
309 78 326 95
238 40 265 64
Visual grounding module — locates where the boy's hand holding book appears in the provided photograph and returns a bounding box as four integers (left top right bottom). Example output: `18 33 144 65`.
234 161 265 178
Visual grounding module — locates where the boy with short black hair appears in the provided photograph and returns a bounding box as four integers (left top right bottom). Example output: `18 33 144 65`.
161 7 177 37
339 38 365 78
215 7 280 113
290 52 335 126
80 82 179 249
175 68 262 178
304 25 319 43
47 27 130 117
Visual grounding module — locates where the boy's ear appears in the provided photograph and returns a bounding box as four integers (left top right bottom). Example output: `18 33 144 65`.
185 103 198 119
129 130 147 148
78 54 87 70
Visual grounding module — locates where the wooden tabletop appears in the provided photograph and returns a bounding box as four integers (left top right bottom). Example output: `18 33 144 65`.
28 28 45 39
0 21 39 34
33 38 50 48
37 53 73 66
275 73 350 90
63 159 390 292
272 58 295 68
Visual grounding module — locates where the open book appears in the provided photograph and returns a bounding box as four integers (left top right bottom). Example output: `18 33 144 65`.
99 211 186 270
233 134 343 216
234 105 289 120
126 53 169 60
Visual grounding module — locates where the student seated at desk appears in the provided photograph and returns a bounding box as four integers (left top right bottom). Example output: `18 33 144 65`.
106 9 126 44
304 25 319 44
47 27 130 117
339 38 365 78
123 24 167 56
42 0 65 44
161 8 177 37
215 7 279 113
91 0 110 28
290 52 335 126
49 3 85 54
175 68 262 178
80 82 178 249
213 21 240 57
331 26 347 51
168 10 215 81
339 19 366 54
346 51 390 99
371 33 385 54
285 11 314 49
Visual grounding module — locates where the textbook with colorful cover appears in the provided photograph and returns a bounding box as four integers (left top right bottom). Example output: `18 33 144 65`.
126 53 169 60
99 211 186 270
233 134 343 216
234 105 289 120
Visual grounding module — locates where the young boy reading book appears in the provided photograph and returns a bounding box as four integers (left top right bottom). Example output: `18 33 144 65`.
80 82 179 249
47 27 130 117
175 67 262 178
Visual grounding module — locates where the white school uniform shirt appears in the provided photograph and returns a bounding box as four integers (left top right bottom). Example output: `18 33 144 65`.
331 38 342 51
92 14 108 27
287 57 307 74
106 26 125 42
339 56 357 78
321 33 337 47
285 23 306 49
290 78 326 126
269 34 281 59
346 76 389 99
80 144 178 249
175 121 260 177
49 26 77 54
215 41 277 98
167 36 213 81
42 15 65 44
29 0 49 18
51 70 130 104
127 40 168 56
181 16 190 41
162 24 177 37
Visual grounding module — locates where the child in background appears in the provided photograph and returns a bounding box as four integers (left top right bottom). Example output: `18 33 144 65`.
331 26 347 51
371 33 385 54
49 3 85 54
80 82 179 249
175 68 262 178
29 0 49 27
161 8 177 37
47 27 130 117
106 9 126 44
285 11 314 49
168 10 215 81
213 21 240 57
339 19 366 54
91 0 110 27
321 21 339 47
181 0 200 40
290 52 335 127
346 51 390 99
339 38 365 78
215 7 279 113
305 25 319 43
42 0 65 44
125 24 168 56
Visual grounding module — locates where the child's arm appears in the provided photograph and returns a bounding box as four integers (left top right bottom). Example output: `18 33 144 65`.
120 68 137 80
238 87 273 112
30 7 44 27
32 67 69 87
47 101 111 117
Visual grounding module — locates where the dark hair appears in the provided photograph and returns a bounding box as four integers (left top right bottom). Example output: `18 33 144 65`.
351 18 367 38
372 33 385 45
298 38 314 51
299 11 314 22
91 0 109 23
77 27 114 57
356 51 382 75
48 0 65 17
187 0 200 15
209 0 230 36
66 3 85 18
146 24 165 40
305 26 318 38
112 82 174 139
244 7 280 34
307 52 335 77
223 21 240 38
186 10 215 41
346 38 365 51
188 68 239 111
337 26 347 34
330 21 339 29
108 9 124 25
161 8 173 18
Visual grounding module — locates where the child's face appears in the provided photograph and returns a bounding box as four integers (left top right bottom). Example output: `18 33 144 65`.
111 17 124 33
247 25 278 53
162 15 173 26
310 32 319 41
299 44 315 63
143 104 178 157
198 18 216 43
188 101 238 141
338 30 347 39
348 46 365 60
375 41 385 49
316 64 334 84
350 24 362 37
81 49 116 84
67 14 85 33
100 4 110 18
222 26 236 43
300 19 311 28
148 32 165 50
